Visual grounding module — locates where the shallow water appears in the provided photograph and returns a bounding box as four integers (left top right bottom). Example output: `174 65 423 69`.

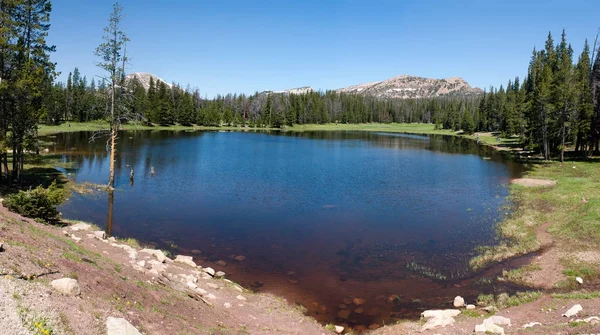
50 130 522 327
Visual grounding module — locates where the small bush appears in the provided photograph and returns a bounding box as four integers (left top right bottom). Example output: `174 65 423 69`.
4 182 62 222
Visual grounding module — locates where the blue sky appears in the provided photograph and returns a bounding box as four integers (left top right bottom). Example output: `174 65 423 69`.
48 0 600 97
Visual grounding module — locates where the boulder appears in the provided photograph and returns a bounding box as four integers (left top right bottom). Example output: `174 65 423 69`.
106 317 142 335
215 271 226 278
236 295 246 301
421 309 461 319
466 304 476 310
453 295 465 307
174 255 197 268
422 315 455 331
92 231 106 240
334 325 344 334
140 248 167 263
475 316 511 334
70 222 92 231
563 304 582 317
50 278 80 296
574 316 599 325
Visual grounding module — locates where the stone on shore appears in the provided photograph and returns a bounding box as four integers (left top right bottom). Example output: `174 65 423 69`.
421 309 461 319
422 315 455 331
50 278 80 296
466 304 476 310
334 325 344 334
563 304 582 318
174 255 197 268
106 317 142 335
215 271 226 278
92 230 106 240
475 316 511 334
140 248 167 263
576 277 584 284
453 295 465 307
69 222 92 231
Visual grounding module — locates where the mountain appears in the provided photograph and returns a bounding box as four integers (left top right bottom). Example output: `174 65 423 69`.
125 72 172 90
263 86 315 95
336 75 482 99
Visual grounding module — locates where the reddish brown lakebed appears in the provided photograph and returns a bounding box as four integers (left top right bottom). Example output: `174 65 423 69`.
49 130 524 328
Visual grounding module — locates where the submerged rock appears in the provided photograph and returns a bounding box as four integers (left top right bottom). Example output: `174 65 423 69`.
234 255 246 262
353 297 366 306
337 309 350 320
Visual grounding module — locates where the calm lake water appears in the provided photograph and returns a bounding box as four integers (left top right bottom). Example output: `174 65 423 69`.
49 130 522 327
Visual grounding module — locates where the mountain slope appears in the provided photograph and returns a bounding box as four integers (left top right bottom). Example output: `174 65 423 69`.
125 72 172 90
336 75 482 99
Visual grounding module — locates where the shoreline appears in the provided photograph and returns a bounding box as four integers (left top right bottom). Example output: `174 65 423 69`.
8 121 599 333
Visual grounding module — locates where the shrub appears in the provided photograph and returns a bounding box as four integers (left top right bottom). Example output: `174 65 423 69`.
4 182 63 222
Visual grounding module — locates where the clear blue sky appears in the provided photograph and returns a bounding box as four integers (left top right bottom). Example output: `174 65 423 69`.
48 0 600 97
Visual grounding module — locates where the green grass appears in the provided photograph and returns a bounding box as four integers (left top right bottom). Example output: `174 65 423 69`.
477 291 541 309
471 161 600 270
551 292 600 299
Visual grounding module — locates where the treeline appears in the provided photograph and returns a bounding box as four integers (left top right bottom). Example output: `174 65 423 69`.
0 0 55 181
48 73 481 129
473 30 600 161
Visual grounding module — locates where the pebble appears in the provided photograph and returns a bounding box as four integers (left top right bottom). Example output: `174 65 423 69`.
466 304 476 310
236 295 247 301
576 277 584 284
215 271 226 278
224 302 232 309
334 325 344 334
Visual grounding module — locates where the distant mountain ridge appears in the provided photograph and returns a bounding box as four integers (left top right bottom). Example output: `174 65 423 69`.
126 72 172 90
336 75 483 99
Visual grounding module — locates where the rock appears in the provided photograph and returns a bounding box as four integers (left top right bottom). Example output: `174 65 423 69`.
368 324 380 330
108 237 116 242
92 231 106 240
338 304 348 310
563 304 582 317
139 248 167 263
574 316 599 324
234 255 246 261
207 283 219 289
387 294 400 303
50 278 80 296
233 285 244 292
421 309 461 318
207 293 217 300
576 277 584 284
337 309 350 320
354 308 364 314
191 249 202 255
353 297 366 306
334 325 344 334
466 304 476 310
475 316 511 334
174 255 197 268
0 242 3 252
136 260 146 268
422 315 455 331
186 282 197 290
453 295 465 307
204 267 216 276
70 234 82 243
342 297 352 305
215 271 226 278
42 148 50 153
236 295 246 301
70 222 92 231
523 322 542 329
106 317 142 335
216 260 227 266
224 302 231 309
475 322 504 334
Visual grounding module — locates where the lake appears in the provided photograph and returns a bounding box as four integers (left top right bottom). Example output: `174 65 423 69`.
48 130 523 328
